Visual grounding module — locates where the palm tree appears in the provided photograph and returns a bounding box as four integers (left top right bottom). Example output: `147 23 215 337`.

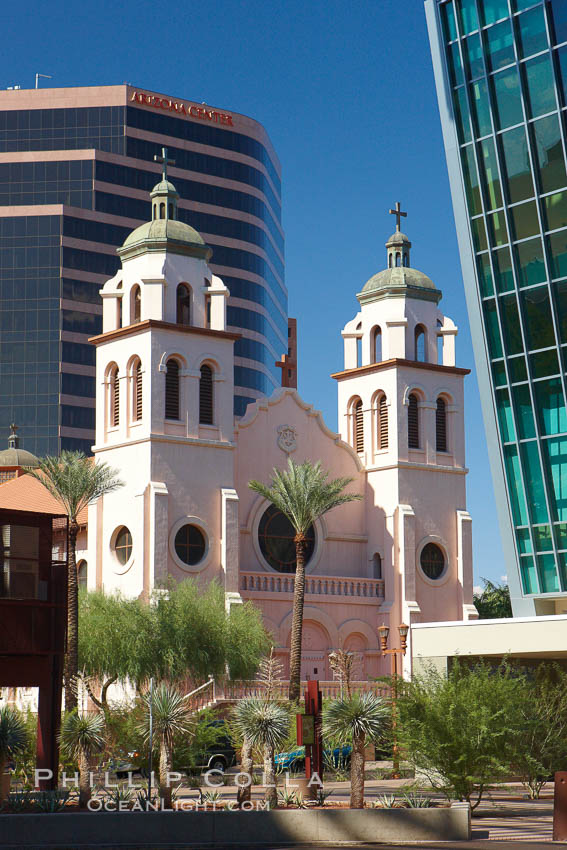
0 707 28 799
138 684 194 809
59 710 105 808
231 697 289 808
29 451 123 711
249 459 361 702
323 692 389 808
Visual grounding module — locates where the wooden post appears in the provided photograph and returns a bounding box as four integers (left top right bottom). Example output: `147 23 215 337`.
36 654 63 790
554 773 567 841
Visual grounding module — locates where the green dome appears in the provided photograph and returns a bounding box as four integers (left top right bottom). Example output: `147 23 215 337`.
118 219 212 262
122 219 206 249
362 266 436 292
358 265 441 304
0 447 39 468
117 166 212 262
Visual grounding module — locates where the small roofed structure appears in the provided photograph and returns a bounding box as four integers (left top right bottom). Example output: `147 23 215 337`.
0 424 39 484
0 502 67 792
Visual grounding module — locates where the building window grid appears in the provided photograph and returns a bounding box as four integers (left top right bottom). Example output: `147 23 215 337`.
471 4 567 594
441 0 567 593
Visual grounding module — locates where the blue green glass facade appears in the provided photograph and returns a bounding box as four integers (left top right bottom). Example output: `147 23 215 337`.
0 87 286 456
426 0 567 612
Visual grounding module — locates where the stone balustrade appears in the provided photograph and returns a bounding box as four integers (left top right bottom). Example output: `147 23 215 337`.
240 571 384 599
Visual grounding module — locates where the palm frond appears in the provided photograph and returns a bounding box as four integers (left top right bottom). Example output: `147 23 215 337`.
323 692 389 743
138 683 195 749
28 451 124 522
0 707 28 762
231 697 289 752
249 458 361 535
59 710 105 760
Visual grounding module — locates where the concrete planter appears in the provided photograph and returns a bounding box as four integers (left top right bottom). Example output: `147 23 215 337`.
0 802 470 847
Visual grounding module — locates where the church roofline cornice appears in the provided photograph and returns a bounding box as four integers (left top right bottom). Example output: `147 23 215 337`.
330 358 470 381
89 319 241 346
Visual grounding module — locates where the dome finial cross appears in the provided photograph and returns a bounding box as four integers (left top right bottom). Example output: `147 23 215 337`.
154 146 176 182
389 201 407 232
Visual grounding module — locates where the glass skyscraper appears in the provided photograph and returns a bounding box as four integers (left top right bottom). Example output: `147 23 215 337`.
0 85 286 457
426 0 567 615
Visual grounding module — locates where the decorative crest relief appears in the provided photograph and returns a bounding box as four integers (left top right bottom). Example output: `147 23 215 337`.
277 424 297 454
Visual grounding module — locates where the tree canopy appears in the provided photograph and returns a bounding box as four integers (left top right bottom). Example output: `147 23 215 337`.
398 660 524 808
79 579 270 707
473 579 512 619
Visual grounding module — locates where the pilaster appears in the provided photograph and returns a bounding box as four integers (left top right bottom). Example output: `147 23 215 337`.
221 488 240 593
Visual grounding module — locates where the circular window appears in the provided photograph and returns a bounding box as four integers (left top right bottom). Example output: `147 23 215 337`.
258 505 315 573
174 524 206 566
420 542 445 580
114 527 132 565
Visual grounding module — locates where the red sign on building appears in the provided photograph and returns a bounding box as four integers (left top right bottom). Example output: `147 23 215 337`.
130 91 234 126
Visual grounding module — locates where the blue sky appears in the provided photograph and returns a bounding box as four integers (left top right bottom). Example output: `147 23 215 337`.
4 0 505 587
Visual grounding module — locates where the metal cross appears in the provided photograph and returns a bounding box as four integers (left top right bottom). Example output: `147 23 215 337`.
389 201 407 232
153 146 176 181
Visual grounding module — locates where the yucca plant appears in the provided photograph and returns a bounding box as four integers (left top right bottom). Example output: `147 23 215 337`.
249 459 361 702
231 698 290 808
323 692 389 809
59 710 105 807
0 707 28 799
138 683 194 809
30 452 123 711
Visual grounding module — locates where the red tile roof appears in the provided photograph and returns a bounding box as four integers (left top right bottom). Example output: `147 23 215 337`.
0 472 88 524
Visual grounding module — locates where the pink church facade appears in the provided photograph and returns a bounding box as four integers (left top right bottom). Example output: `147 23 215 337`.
86 176 478 683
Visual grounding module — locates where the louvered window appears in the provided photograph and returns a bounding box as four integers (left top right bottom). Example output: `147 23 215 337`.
132 286 141 324
134 361 142 421
199 364 214 424
111 368 120 427
354 400 363 453
408 393 419 448
378 395 388 449
165 359 180 420
176 284 191 326
436 397 447 452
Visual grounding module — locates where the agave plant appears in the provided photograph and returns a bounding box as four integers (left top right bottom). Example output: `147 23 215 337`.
231 698 289 808
59 710 105 808
138 683 194 809
0 707 28 797
323 692 389 809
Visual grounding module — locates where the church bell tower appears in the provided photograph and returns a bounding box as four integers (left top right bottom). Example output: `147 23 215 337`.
87 149 240 600
333 204 477 667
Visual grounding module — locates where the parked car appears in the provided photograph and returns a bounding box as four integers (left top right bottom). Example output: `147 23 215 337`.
275 744 352 772
110 752 147 780
193 720 236 773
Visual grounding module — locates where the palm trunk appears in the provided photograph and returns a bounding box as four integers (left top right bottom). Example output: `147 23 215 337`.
263 743 277 808
78 750 91 808
237 736 253 808
65 519 79 713
288 535 307 703
160 740 172 809
350 732 365 809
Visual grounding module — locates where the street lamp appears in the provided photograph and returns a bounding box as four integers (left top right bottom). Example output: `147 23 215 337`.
378 622 408 780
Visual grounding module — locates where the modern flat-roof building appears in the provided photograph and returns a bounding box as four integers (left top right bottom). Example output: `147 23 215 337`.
0 84 286 456
426 0 567 616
